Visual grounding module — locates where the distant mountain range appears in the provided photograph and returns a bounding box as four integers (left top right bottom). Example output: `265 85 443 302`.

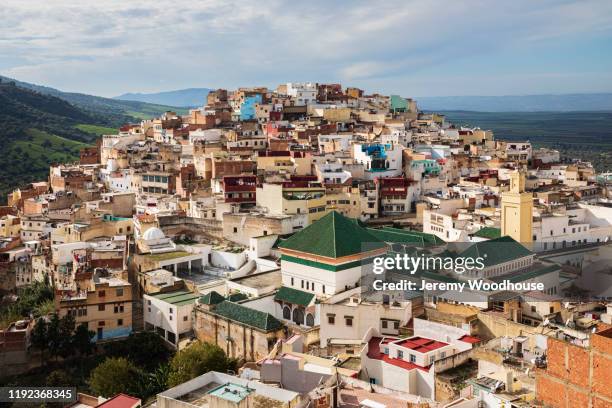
113 87 612 112
114 88 212 107
416 93 612 112
0 75 188 121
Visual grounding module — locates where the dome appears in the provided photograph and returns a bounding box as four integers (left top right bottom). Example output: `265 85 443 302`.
143 227 165 241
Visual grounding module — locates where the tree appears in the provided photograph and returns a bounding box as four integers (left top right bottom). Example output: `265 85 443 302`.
57 314 76 359
73 323 95 357
104 331 171 371
34 299 54 317
30 317 48 365
167 342 234 387
46 370 72 387
73 323 96 379
46 314 61 360
89 357 141 398
138 363 170 400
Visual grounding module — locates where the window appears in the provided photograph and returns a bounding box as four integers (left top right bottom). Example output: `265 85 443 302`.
345 316 353 327
116 288 124 297
409 354 416 363
394 321 399 329
118 319 123 326
183 315 188 321
397 350 404 359
382 320 388 329
429 356 435 365
98 290 105 297
98 304 105 311
169 308 173 314
233 227 238 233
291 277 294 286
322 285 326 293
440 352 446 359
327 314 335 324
531 306 536 313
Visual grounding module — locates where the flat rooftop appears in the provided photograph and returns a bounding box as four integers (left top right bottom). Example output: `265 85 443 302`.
395 337 448 353
207 383 252 403
231 269 281 289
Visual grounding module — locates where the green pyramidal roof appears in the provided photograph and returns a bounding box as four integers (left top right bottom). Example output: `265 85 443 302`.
458 236 533 267
274 286 315 306
199 291 225 305
278 211 386 258
212 301 283 332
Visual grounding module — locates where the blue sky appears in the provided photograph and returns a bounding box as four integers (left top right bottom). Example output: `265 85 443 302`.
1 0 611 97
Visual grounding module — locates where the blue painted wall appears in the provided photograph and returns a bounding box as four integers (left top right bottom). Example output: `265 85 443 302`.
240 94 262 120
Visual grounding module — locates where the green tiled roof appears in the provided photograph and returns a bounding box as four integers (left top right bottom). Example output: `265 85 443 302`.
458 236 533 267
212 301 283 332
227 292 248 302
152 290 200 306
278 211 386 258
274 286 315 306
368 227 445 247
489 264 560 283
472 227 501 239
199 290 225 305
420 271 462 283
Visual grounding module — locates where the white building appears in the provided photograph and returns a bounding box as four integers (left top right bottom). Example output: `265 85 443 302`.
144 289 200 347
318 287 414 345
286 82 317 105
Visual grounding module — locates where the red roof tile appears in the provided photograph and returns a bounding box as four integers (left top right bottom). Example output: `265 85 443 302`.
458 335 481 344
96 394 140 408
367 337 429 372
395 336 448 353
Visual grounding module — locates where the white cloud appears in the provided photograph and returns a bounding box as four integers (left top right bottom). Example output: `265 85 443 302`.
0 0 611 96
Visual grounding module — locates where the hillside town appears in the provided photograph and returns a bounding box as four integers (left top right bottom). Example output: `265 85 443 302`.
1 82 612 408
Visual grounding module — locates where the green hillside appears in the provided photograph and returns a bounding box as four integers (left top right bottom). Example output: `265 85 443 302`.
0 75 188 121
0 81 102 201
441 111 612 171
0 77 191 203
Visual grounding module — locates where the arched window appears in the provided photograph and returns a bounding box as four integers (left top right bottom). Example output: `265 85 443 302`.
283 306 291 320
292 308 304 325
306 314 314 327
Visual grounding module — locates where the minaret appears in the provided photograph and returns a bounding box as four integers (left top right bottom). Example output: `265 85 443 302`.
501 170 533 243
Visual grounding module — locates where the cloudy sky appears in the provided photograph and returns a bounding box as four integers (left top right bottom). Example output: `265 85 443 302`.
1 0 611 97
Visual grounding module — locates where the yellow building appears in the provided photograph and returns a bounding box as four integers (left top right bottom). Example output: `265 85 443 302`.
256 153 312 176
256 183 329 224
55 271 133 342
50 217 133 244
501 171 533 244
0 215 21 238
